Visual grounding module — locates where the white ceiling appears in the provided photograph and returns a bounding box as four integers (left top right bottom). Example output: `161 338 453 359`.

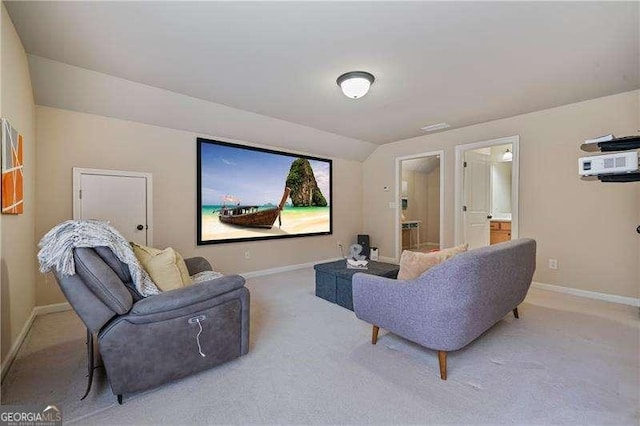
6 1 640 145
402 156 440 174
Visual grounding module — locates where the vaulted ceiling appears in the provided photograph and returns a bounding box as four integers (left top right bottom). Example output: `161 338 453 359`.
6 1 639 147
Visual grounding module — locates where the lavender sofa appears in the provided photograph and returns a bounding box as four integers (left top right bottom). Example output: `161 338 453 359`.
352 238 536 380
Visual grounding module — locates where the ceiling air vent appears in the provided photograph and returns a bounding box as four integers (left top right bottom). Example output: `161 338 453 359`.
421 123 450 132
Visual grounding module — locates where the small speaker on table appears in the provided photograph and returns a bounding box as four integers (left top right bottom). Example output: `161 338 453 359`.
357 234 370 260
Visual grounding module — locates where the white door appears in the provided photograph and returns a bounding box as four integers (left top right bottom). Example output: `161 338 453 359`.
73 169 152 245
463 150 491 249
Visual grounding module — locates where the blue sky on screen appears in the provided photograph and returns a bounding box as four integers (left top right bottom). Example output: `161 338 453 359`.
201 143 330 206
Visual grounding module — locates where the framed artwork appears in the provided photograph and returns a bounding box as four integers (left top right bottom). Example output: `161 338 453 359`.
1 119 24 214
197 138 332 245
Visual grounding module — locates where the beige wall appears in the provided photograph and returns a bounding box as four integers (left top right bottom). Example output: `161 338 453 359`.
363 90 639 299
401 166 440 247
401 171 421 227
402 169 427 246
1 4 36 363
491 162 512 215
36 106 363 305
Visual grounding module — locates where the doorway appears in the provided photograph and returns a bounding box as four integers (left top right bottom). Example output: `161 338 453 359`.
72 168 153 245
395 151 444 260
455 136 519 249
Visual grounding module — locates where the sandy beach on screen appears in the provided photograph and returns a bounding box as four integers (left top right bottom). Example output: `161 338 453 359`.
201 208 329 241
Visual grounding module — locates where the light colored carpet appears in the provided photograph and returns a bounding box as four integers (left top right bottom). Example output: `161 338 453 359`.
1 268 638 425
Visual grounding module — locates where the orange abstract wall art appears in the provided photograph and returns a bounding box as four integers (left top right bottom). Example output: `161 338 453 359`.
2 119 24 214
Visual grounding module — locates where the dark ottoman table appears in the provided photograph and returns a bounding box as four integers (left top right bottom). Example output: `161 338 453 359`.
313 260 399 310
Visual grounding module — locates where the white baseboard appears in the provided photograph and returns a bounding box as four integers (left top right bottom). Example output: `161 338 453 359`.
0 309 36 382
532 281 640 307
1 302 73 383
34 302 71 316
240 257 343 279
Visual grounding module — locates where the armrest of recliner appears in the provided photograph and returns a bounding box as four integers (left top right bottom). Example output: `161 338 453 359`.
184 256 213 276
130 274 245 316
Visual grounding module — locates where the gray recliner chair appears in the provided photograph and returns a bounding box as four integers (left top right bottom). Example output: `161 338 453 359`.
53 247 250 404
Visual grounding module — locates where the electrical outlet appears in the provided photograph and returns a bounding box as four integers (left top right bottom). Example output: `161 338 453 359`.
548 259 558 270
244 251 251 259
337 241 343 249
389 202 397 209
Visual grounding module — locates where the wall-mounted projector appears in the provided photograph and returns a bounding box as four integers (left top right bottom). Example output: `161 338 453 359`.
578 151 639 176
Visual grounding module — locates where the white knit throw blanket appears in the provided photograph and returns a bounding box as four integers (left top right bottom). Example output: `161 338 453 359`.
38 220 160 297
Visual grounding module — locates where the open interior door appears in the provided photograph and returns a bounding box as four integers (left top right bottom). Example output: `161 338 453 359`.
463 150 491 249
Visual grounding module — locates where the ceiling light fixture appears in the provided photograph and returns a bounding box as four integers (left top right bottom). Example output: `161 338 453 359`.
503 148 513 162
336 71 375 99
421 123 451 132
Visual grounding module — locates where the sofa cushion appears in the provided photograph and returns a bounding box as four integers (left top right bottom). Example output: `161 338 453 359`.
397 244 468 280
131 243 192 291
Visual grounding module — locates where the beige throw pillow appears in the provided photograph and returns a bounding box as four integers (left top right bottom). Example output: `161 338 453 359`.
131 242 192 291
174 251 193 286
397 244 468 281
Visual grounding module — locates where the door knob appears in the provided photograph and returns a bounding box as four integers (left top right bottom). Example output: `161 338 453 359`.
637 225 640 234
137 224 144 231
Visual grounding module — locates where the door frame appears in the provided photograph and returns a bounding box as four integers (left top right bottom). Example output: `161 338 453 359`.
72 168 154 246
394 150 445 261
454 135 519 246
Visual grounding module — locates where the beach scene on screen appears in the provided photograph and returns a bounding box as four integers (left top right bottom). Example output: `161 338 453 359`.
200 142 331 242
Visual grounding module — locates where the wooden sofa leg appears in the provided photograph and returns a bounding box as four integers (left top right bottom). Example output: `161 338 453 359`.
371 325 379 345
438 351 447 380
513 307 519 319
